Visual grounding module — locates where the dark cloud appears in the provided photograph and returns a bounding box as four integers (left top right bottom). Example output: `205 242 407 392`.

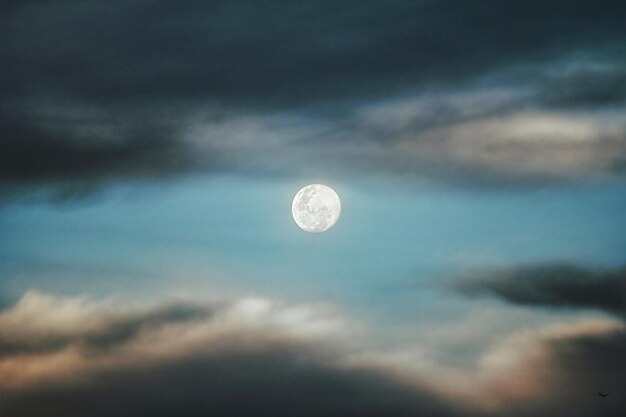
540 62 626 108
493 323 626 417
0 104 225 201
456 264 626 317
81 303 210 351
550 328 626 401
0 110 187 183
448 319 626 417
1 348 466 417
1 0 626 196
2 0 625 105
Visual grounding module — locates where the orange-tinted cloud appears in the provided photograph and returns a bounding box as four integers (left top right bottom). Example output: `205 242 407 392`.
1 291 624 417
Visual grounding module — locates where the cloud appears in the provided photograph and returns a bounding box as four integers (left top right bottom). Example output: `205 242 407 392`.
0 107 189 180
456 264 626 317
0 291 463 417
3 0 625 105
422 111 625 182
1 291 625 416
0 291 211 358
3 88 625 202
2 0 626 197
538 60 626 108
0 291 626 417
474 319 626 416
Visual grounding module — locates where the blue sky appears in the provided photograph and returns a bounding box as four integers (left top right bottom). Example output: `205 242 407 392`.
3 174 624 318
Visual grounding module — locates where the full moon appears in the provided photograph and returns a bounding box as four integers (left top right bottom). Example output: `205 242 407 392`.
292 184 341 233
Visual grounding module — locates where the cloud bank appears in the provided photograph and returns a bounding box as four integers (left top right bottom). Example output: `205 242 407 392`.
0 291 461 417
2 0 626 199
1 290 624 417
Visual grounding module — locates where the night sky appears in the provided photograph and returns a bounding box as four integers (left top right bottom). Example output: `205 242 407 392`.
1 1 626 416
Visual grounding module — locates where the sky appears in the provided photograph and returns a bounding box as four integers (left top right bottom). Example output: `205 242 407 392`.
1 1 626 416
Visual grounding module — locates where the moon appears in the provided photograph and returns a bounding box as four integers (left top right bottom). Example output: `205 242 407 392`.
292 184 341 233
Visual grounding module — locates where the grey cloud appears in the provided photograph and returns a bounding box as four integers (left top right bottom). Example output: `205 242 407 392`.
2 0 625 105
2 85 625 200
2 0 626 197
456 264 626 317
1 349 466 417
0 110 185 182
77 303 211 352
0 103 222 201
269 94 626 186
540 62 626 108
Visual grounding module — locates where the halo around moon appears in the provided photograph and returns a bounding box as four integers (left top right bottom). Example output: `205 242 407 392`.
292 184 341 233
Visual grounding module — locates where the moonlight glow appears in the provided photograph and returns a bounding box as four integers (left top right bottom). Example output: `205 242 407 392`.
292 184 341 233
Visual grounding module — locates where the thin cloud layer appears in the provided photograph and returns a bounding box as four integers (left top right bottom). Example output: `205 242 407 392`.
456 264 626 317
0 291 624 417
